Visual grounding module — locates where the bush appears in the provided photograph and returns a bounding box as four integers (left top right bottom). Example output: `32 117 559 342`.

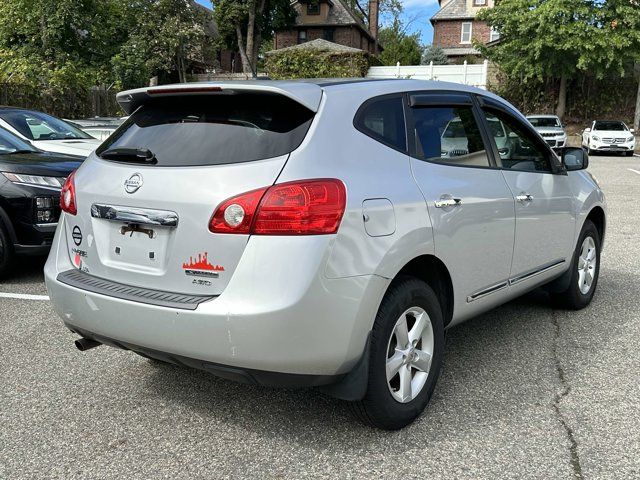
265 47 371 80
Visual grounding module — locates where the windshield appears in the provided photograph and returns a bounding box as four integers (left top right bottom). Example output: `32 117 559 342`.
0 127 37 154
0 110 93 141
528 117 560 128
594 121 627 131
97 93 315 167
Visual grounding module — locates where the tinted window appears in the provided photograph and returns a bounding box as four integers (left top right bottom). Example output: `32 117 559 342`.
97 94 315 167
355 96 407 151
482 110 552 172
0 110 92 141
411 106 490 167
594 121 627 131
0 127 37 154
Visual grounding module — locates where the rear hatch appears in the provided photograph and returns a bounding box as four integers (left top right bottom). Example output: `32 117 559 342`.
63 86 319 296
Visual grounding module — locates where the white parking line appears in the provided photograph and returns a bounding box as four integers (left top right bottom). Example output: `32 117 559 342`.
634 153 640 158
0 292 50 301
628 169 640 176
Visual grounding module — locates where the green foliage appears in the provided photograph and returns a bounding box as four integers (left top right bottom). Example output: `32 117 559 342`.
265 48 371 79
477 0 640 80
112 0 208 87
0 0 213 107
421 45 448 65
378 18 422 66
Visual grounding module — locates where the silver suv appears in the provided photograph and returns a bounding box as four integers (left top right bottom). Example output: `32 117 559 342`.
45 80 606 430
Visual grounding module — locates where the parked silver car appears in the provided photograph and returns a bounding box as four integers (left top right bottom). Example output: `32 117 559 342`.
527 114 568 149
45 80 606 430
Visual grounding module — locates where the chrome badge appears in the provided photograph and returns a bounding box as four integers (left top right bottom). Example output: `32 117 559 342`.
124 173 143 194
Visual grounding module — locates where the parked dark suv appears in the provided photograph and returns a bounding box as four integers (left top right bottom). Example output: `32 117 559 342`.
0 127 82 277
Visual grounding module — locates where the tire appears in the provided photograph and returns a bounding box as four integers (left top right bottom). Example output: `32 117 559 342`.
350 276 445 430
552 220 601 310
625 151 634 157
0 218 14 279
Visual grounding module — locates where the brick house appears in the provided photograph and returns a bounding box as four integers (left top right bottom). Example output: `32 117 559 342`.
431 0 499 61
275 0 380 55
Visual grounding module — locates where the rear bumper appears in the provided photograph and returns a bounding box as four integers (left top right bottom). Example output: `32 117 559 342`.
45 216 387 377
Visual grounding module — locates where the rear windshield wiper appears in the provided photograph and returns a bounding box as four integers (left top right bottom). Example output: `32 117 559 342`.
99 147 157 164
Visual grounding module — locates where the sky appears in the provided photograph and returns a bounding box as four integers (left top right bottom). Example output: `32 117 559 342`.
195 0 440 45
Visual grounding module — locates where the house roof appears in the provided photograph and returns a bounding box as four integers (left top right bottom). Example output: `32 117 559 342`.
266 38 367 55
293 0 375 42
431 0 476 22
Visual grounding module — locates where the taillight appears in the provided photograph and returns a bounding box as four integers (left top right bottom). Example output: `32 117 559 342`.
209 179 346 235
60 171 77 215
209 187 268 234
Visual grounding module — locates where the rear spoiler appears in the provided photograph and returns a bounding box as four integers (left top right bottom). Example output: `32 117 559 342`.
116 81 323 114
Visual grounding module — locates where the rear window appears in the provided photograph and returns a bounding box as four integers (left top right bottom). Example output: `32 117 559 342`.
97 93 315 166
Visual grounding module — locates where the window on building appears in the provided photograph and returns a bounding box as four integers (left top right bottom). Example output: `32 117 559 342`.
490 27 500 42
298 30 308 44
323 28 334 42
307 2 320 15
461 22 472 44
473 0 487 5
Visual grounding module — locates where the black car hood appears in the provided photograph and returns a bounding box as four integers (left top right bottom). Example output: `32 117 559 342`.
0 151 82 177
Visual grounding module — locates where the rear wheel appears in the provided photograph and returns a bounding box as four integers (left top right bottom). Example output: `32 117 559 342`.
552 220 600 310
350 277 445 430
0 218 14 279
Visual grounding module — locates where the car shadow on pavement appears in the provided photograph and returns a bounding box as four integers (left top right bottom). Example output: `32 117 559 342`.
137 268 632 450
0 255 46 286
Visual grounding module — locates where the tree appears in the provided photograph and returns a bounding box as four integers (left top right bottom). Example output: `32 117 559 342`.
213 0 296 76
477 0 640 121
378 18 422 66
421 45 448 65
112 0 209 86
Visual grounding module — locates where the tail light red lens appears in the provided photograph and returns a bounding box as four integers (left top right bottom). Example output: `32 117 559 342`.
209 179 346 235
209 187 268 234
60 171 77 215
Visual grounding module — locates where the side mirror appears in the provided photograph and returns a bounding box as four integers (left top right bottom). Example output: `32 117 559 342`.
584 128 591 133
562 147 589 171
630 128 635 134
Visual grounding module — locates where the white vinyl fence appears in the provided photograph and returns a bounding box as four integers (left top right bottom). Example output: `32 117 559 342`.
367 60 489 89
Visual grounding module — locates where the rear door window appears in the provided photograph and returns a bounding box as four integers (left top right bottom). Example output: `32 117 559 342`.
97 93 315 166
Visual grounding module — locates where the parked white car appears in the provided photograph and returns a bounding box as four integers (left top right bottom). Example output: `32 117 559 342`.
582 120 636 156
0 108 101 157
527 115 567 150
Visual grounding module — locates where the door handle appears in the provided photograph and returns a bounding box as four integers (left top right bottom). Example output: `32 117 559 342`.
435 196 463 208
515 193 534 203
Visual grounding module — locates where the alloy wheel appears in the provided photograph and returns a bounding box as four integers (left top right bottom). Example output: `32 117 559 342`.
385 307 434 403
578 236 597 295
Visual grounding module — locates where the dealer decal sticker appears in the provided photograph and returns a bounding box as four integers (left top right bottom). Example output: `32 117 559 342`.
182 252 224 278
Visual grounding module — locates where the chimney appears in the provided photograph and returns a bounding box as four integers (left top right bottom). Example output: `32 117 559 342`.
368 0 379 40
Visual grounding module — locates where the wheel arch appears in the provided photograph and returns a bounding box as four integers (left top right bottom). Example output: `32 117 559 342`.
391 254 454 328
585 206 606 249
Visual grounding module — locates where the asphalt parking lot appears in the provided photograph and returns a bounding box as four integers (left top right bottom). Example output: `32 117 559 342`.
1 154 639 479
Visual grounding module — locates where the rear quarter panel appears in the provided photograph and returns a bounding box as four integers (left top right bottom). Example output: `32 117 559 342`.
276 85 435 281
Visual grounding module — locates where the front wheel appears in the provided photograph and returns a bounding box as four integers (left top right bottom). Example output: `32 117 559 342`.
552 220 601 310
350 277 445 430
